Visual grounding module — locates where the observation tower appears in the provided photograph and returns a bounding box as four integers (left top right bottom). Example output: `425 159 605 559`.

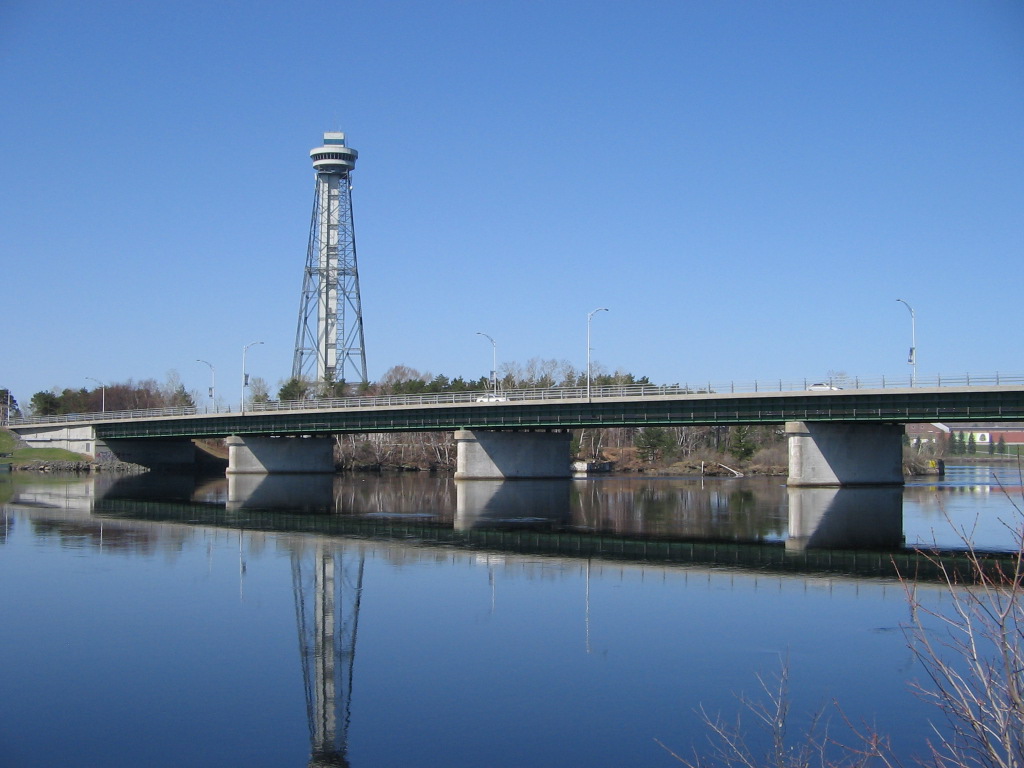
292 132 368 391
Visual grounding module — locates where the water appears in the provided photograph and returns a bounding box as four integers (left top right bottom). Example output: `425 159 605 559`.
0 463 1020 767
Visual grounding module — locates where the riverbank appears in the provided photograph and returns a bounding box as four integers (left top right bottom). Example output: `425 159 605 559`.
0 428 145 473
7 459 147 474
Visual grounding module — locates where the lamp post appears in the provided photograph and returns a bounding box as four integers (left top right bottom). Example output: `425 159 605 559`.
86 377 105 412
896 298 916 386
476 332 497 396
587 307 609 401
196 359 216 411
241 341 264 414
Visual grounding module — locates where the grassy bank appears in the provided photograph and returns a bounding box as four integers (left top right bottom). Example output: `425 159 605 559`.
0 428 87 466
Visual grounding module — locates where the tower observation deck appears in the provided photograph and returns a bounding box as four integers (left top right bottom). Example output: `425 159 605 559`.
292 132 368 391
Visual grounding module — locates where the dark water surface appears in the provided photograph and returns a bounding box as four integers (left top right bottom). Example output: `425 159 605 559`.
1 464 1021 767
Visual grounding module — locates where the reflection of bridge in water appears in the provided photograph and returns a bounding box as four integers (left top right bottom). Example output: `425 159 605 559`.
20 472 1008 583
4 471 1018 765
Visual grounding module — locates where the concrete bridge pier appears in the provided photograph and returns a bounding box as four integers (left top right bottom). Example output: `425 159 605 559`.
454 429 572 479
226 435 335 475
786 421 904 487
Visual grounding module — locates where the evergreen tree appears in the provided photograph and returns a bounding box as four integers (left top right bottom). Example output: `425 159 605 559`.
426 374 450 393
728 425 756 461
278 378 310 402
318 372 347 398
0 389 21 423
967 432 977 454
29 391 60 416
635 426 675 463
168 384 195 408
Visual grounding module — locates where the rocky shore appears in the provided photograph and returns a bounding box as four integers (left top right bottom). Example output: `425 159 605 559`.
9 459 147 474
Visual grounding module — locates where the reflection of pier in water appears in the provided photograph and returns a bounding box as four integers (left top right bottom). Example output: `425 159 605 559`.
6 470 1018 586
786 487 904 551
18 473 1001 582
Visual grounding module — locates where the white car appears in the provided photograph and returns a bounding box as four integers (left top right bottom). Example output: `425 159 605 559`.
475 395 508 402
806 383 842 391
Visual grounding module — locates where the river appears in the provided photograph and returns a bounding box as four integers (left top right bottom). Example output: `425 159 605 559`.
1 462 1021 767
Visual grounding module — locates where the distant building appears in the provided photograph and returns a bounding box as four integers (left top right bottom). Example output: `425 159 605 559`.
905 422 1024 450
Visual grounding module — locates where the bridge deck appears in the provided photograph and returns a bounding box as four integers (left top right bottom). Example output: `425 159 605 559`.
11 385 1022 440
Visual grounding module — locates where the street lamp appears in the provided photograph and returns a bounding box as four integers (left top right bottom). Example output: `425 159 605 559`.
196 359 216 411
476 332 497 396
86 377 105 412
587 307 609 400
241 341 264 414
896 298 917 386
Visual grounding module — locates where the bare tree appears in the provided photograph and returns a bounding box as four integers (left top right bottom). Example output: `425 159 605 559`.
248 376 270 404
378 365 429 393
899 508 1024 768
657 663 896 768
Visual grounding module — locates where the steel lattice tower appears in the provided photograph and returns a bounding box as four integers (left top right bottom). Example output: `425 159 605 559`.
292 132 367 390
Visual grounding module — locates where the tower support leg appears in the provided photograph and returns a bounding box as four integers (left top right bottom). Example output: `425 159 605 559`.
786 421 903 487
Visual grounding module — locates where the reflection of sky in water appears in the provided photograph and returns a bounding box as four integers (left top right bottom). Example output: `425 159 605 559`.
904 464 1024 551
2 467 1021 765
0 498 946 768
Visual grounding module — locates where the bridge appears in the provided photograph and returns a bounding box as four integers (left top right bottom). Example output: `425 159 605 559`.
10 375 1024 486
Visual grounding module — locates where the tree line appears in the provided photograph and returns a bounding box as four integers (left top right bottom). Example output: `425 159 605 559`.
23 376 195 416
325 424 788 473
274 358 653 401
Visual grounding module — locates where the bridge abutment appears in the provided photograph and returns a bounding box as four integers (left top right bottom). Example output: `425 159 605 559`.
226 436 335 475
454 429 572 479
786 421 903 487
15 424 98 455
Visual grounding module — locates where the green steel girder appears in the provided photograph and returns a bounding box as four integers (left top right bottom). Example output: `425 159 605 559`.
92 388 1024 441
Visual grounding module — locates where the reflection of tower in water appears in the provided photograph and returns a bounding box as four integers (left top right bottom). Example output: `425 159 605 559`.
292 542 365 768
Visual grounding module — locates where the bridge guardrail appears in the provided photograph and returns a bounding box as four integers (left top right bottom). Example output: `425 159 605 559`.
9 372 1024 426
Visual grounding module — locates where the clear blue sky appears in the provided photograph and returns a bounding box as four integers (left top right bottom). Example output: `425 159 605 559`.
3 0 1022 408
